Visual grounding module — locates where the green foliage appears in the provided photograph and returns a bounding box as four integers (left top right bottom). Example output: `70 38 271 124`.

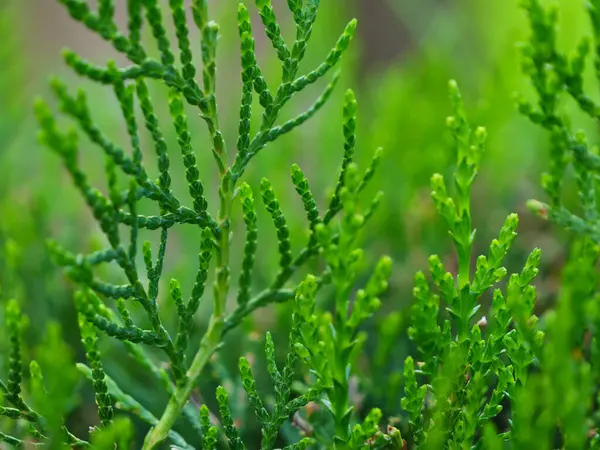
393 1 600 445
78 307 114 428
520 0 600 237
399 81 542 448
508 0 600 447
8 0 600 448
207 285 324 450
0 300 87 448
19 0 390 447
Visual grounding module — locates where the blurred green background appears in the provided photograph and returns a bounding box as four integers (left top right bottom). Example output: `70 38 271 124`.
0 0 592 446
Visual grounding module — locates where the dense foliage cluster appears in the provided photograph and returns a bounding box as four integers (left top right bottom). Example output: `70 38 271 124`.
3 0 600 448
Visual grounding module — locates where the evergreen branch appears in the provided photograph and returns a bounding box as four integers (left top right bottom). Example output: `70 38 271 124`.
4 300 35 418
237 4 259 158
58 0 144 63
237 183 258 306
169 89 209 214
289 18 357 95
291 164 321 230
103 298 206 435
62 50 163 84
216 386 246 450
325 89 357 223
261 178 293 272
127 0 143 47
527 200 600 242
200 405 218 450
255 0 290 63
118 209 220 234
136 79 172 201
77 312 114 427
39 1 368 447
232 73 339 180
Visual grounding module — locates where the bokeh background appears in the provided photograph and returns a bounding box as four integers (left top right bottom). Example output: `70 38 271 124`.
0 0 593 446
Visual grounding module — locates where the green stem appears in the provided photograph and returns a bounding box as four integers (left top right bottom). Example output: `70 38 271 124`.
456 182 471 288
457 245 471 290
331 331 351 448
214 174 232 319
329 277 352 447
142 315 223 449
456 187 473 339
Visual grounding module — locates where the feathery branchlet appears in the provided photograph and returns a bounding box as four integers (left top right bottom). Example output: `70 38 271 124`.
29 0 387 447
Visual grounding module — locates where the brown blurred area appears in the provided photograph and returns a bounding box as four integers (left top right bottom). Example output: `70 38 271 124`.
24 0 434 78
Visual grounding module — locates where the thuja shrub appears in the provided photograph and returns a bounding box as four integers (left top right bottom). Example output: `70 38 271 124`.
397 81 543 448
396 1 600 447
1 0 393 448
514 0 600 446
393 71 600 449
5 0 600 449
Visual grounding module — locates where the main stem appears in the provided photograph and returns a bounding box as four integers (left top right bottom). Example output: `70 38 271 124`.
457 245 471 290
332 341 351 449
143 173 232 449
456 180 472 290
456 184 472 339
